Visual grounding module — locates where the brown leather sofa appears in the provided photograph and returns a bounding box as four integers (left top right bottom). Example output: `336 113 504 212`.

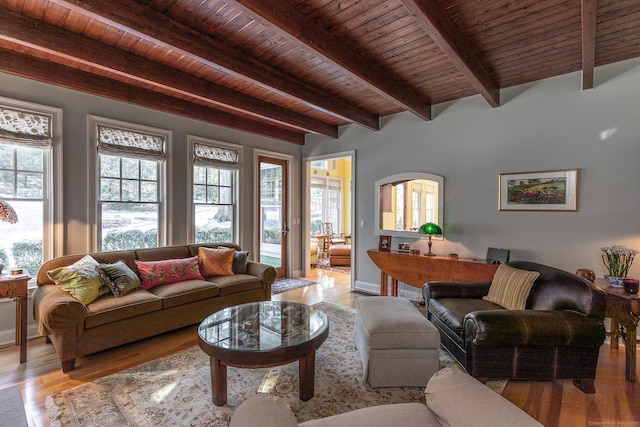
422 261 607 393
33 243 276 372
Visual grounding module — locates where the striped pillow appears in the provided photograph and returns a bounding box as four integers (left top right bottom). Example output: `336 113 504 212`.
483 264 540 310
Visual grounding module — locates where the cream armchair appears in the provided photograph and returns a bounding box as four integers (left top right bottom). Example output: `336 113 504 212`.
310 238 319 266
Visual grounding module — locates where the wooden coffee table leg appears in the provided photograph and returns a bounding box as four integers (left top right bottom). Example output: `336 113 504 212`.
299 352 316 401
210 357 228 406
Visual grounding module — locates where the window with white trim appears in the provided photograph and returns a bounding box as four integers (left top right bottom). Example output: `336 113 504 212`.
93 119 168 251
190 138 240 243
0 99 62 275
310 176 342 235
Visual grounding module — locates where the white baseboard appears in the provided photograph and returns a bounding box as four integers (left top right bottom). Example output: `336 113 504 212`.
0 324 40 348
353 280 423 301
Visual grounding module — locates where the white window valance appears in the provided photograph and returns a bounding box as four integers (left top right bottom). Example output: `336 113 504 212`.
0 107 52 147
97 124 165 160
193 142 240 170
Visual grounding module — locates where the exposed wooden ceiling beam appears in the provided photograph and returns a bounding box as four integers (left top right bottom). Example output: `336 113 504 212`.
49 0 380 131
230 0 432 121
399 0 500 107
581 0 597 90
0 7 338 139
0 49 305 144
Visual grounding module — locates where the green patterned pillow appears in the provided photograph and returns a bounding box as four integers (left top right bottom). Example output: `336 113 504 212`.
100 261 142 297
47 255 111 305
483 264 540 310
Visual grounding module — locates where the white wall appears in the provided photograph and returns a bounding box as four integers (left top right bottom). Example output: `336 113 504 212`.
304 58 640 294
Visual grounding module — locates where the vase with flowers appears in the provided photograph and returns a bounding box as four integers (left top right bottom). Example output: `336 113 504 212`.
601 245 638 287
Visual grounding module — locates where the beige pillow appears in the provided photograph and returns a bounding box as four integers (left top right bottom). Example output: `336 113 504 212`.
483 264 540 310
198 246 235 277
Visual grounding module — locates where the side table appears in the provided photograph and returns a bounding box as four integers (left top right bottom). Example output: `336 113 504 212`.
0 273 30 363
594 278 639 382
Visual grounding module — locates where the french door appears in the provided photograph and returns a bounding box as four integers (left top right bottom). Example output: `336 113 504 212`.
258 155 288 279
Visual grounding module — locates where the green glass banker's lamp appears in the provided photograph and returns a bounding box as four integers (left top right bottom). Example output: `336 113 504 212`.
419 222 442 256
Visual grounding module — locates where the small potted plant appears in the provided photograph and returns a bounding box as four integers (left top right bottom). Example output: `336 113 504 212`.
601 245 638 286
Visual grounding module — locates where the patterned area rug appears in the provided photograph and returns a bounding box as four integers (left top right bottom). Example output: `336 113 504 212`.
316 257 351 274
271 277 318 294
46 302 504 427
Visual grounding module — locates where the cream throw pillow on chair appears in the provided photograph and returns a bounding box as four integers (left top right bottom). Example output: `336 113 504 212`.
483 264 540 310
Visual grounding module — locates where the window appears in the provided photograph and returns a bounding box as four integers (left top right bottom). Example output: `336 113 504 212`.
189 137 240 243
310 176 342 234
90 116 169 251
0 98 62 275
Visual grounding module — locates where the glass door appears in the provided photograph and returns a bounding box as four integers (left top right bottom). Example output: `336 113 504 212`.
258 156 288 279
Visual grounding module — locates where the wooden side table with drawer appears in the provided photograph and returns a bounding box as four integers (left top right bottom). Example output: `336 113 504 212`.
0 273 30 363
594 278 640 382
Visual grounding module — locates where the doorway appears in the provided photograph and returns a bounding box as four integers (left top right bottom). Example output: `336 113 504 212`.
304 152 355 281
257 155 288 279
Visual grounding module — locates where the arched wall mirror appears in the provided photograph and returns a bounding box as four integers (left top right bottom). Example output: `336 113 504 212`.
374 172 444 239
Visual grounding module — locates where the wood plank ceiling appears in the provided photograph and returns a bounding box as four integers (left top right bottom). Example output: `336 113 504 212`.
0 0 639 144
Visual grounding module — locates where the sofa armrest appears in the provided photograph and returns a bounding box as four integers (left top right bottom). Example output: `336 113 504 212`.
465 309 606 347
423 281 491 301
32 284 86 336
425 367 543 426
230 395 298 427
247 261 277 286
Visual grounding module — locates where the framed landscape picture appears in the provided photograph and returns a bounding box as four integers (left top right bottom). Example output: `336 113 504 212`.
498 169 578 211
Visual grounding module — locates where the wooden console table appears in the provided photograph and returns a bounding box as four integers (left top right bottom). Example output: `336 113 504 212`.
594 278 639 382
367 250 499 296
0 273 30 363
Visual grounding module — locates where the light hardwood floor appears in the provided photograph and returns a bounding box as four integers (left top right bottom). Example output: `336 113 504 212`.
1 267 638 426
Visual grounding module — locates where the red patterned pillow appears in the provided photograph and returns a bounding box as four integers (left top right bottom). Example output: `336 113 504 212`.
134 256 204 290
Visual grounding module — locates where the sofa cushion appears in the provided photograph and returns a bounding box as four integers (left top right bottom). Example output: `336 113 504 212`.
209 274 263 296
84 288 163 329
198 246 235 277
135 256 205 290
147 279 220 309
46 255 111 305
100 260 142 296
425 367 543 427
483 264 540 310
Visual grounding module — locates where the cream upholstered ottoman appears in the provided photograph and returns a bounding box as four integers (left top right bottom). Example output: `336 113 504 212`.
354 296 441 388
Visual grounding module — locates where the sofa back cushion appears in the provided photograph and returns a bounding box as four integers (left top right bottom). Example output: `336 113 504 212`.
482 264 540 310
508 261 606 318
134 256 204 289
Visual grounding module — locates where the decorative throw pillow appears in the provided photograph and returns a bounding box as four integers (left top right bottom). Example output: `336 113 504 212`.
483 264 540 310
134 256 205 290
232 250 250 274
198 246 235 277
100 261 142 296
47 255 111 305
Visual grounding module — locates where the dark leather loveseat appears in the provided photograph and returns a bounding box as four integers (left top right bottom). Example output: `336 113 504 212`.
423 261 607 393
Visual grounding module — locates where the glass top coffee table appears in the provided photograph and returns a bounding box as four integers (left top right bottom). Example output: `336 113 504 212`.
198 301 329 406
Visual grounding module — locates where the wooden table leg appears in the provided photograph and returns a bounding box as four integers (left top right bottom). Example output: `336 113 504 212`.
17 295 27 363
609 317 620 349
380 271 388 296
392 278 398 296
623 323 637 382
299 352 315 401
210 357 228 406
